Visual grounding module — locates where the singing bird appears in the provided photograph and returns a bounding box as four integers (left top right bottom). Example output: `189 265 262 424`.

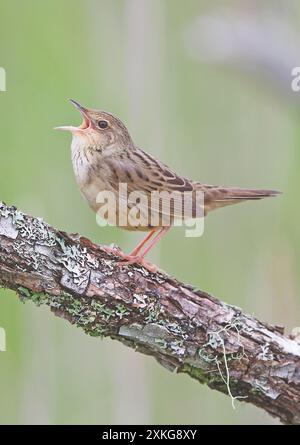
55 100 279 272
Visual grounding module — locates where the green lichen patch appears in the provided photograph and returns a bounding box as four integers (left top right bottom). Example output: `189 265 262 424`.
90 298 132 322
18 286 33 300
17 284 127 338
115 304 130 319
18 287 50 306
181 363 210 385
83 323 108 337
29 292 50 306
18 286 64 308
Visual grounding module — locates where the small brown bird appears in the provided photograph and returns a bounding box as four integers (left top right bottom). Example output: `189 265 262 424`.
56 100 279 272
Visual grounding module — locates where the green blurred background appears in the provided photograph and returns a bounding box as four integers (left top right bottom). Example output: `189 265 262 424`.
0 0 299 425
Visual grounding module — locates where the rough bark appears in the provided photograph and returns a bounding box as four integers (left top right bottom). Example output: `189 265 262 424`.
0 202 299 424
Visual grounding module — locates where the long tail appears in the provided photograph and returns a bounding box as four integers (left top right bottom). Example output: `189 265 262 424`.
200 185 280 213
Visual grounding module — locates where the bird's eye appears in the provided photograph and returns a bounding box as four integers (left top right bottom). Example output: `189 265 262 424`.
98 120 109 129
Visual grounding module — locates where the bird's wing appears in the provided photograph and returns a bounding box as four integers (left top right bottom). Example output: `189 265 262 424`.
102 148 203 223
102 148 278 224
128 149 278 213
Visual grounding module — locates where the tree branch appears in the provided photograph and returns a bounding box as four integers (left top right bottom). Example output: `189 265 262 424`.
0 202 299 424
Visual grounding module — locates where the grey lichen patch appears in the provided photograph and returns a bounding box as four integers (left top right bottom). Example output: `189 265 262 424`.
252 378 281 400
145 302 162 322
120 322 171 349
52 295 112 338
119 321 187 358
0 203 11 218
290 326 300 343
170 339 186 356
89 269 106 288
152 272 167 284
119 323 144 341
0 204 57 247
132 292 162 321
270 362 300 385
132 291 190 351
60 271 90 294
0 214 19 239
133 291 186 333
56 237 101 293
198 316 250 362
12 240 46 271
155 338 168 349
99 258 115 275
34 243 54 258
0 203 63 274
258 343 274 361
131 289 195 358
0 203 104 293
197 316 250 408
133 293 148 309
161 320 189 340
143 322 171 341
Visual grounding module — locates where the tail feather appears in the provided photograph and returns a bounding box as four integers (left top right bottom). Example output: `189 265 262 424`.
201 185 280 213
212 188 280 201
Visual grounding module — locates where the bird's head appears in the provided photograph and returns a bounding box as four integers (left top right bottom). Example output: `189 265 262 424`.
55 99 133 151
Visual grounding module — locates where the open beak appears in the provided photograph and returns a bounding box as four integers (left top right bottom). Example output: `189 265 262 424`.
54 99 91 132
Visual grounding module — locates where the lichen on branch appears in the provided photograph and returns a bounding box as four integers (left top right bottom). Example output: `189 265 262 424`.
0 202 300 425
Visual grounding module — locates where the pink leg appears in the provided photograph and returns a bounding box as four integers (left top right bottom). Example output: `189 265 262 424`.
138 227 170 259
117 227 170 272
129 229 157 257
101 229 156 259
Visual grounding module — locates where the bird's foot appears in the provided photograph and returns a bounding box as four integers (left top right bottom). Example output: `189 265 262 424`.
101 245 158 273
116 255 158 273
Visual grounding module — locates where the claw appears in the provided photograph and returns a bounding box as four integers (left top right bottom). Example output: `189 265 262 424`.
100 246 158 272
116 255 158 273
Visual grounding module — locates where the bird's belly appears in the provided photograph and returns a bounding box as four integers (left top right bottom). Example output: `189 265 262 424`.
80 180 163 231
79 178 107 212
73 156 167 231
